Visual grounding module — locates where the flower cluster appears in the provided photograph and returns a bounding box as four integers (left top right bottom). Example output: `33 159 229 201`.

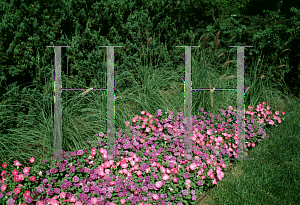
0 103 284 205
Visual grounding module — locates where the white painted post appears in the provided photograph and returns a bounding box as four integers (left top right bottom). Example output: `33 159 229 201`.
46 45 70 163
99 46 123 161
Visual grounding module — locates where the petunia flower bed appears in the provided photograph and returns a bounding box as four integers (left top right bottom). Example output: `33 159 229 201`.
0 102 285 205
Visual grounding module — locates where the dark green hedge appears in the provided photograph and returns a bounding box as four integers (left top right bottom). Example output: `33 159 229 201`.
0 0 299 132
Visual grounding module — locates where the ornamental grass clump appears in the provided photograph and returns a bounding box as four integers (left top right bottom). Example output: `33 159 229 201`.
0 103 284 205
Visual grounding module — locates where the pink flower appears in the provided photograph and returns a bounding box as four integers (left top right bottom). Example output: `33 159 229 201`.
207 129 213 135
30 157 35 163
14 160 22 167
212 178 218 185
189 163 197 171
104 161 111 168
122 169 128 175
12 169 18 176
121 163 128 169
155 181 163 188
23 190 30 198
23 167 30 175
206 159 212 165
106 169 112 175
91 147 97 156
15 174 25 182
185 179 191 189
1 183 7 191
120 199 126 205
166 168 171 174
198 168 204 176
59 192 66 199
207 170 214 177
136 171 143 176
99 148 106 154
45 196 60 205
130 160 135 166
30 176 36 182
152 194 159 200
64 196 77 203
162 174 170 181
173 168 179 175
172 177 178 183
217 171 224 180
91 197 98 204
99 170 105 176
160 166 166 173
14 187 21 194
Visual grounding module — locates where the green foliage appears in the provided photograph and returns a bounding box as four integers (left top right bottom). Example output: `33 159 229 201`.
198 3 300 98
0 0 212 130
277 0 299 19
236 0 283 18
0 0 299 133
196 0 250 16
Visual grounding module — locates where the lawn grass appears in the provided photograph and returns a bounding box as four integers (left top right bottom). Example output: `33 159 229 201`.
194 95 300 205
